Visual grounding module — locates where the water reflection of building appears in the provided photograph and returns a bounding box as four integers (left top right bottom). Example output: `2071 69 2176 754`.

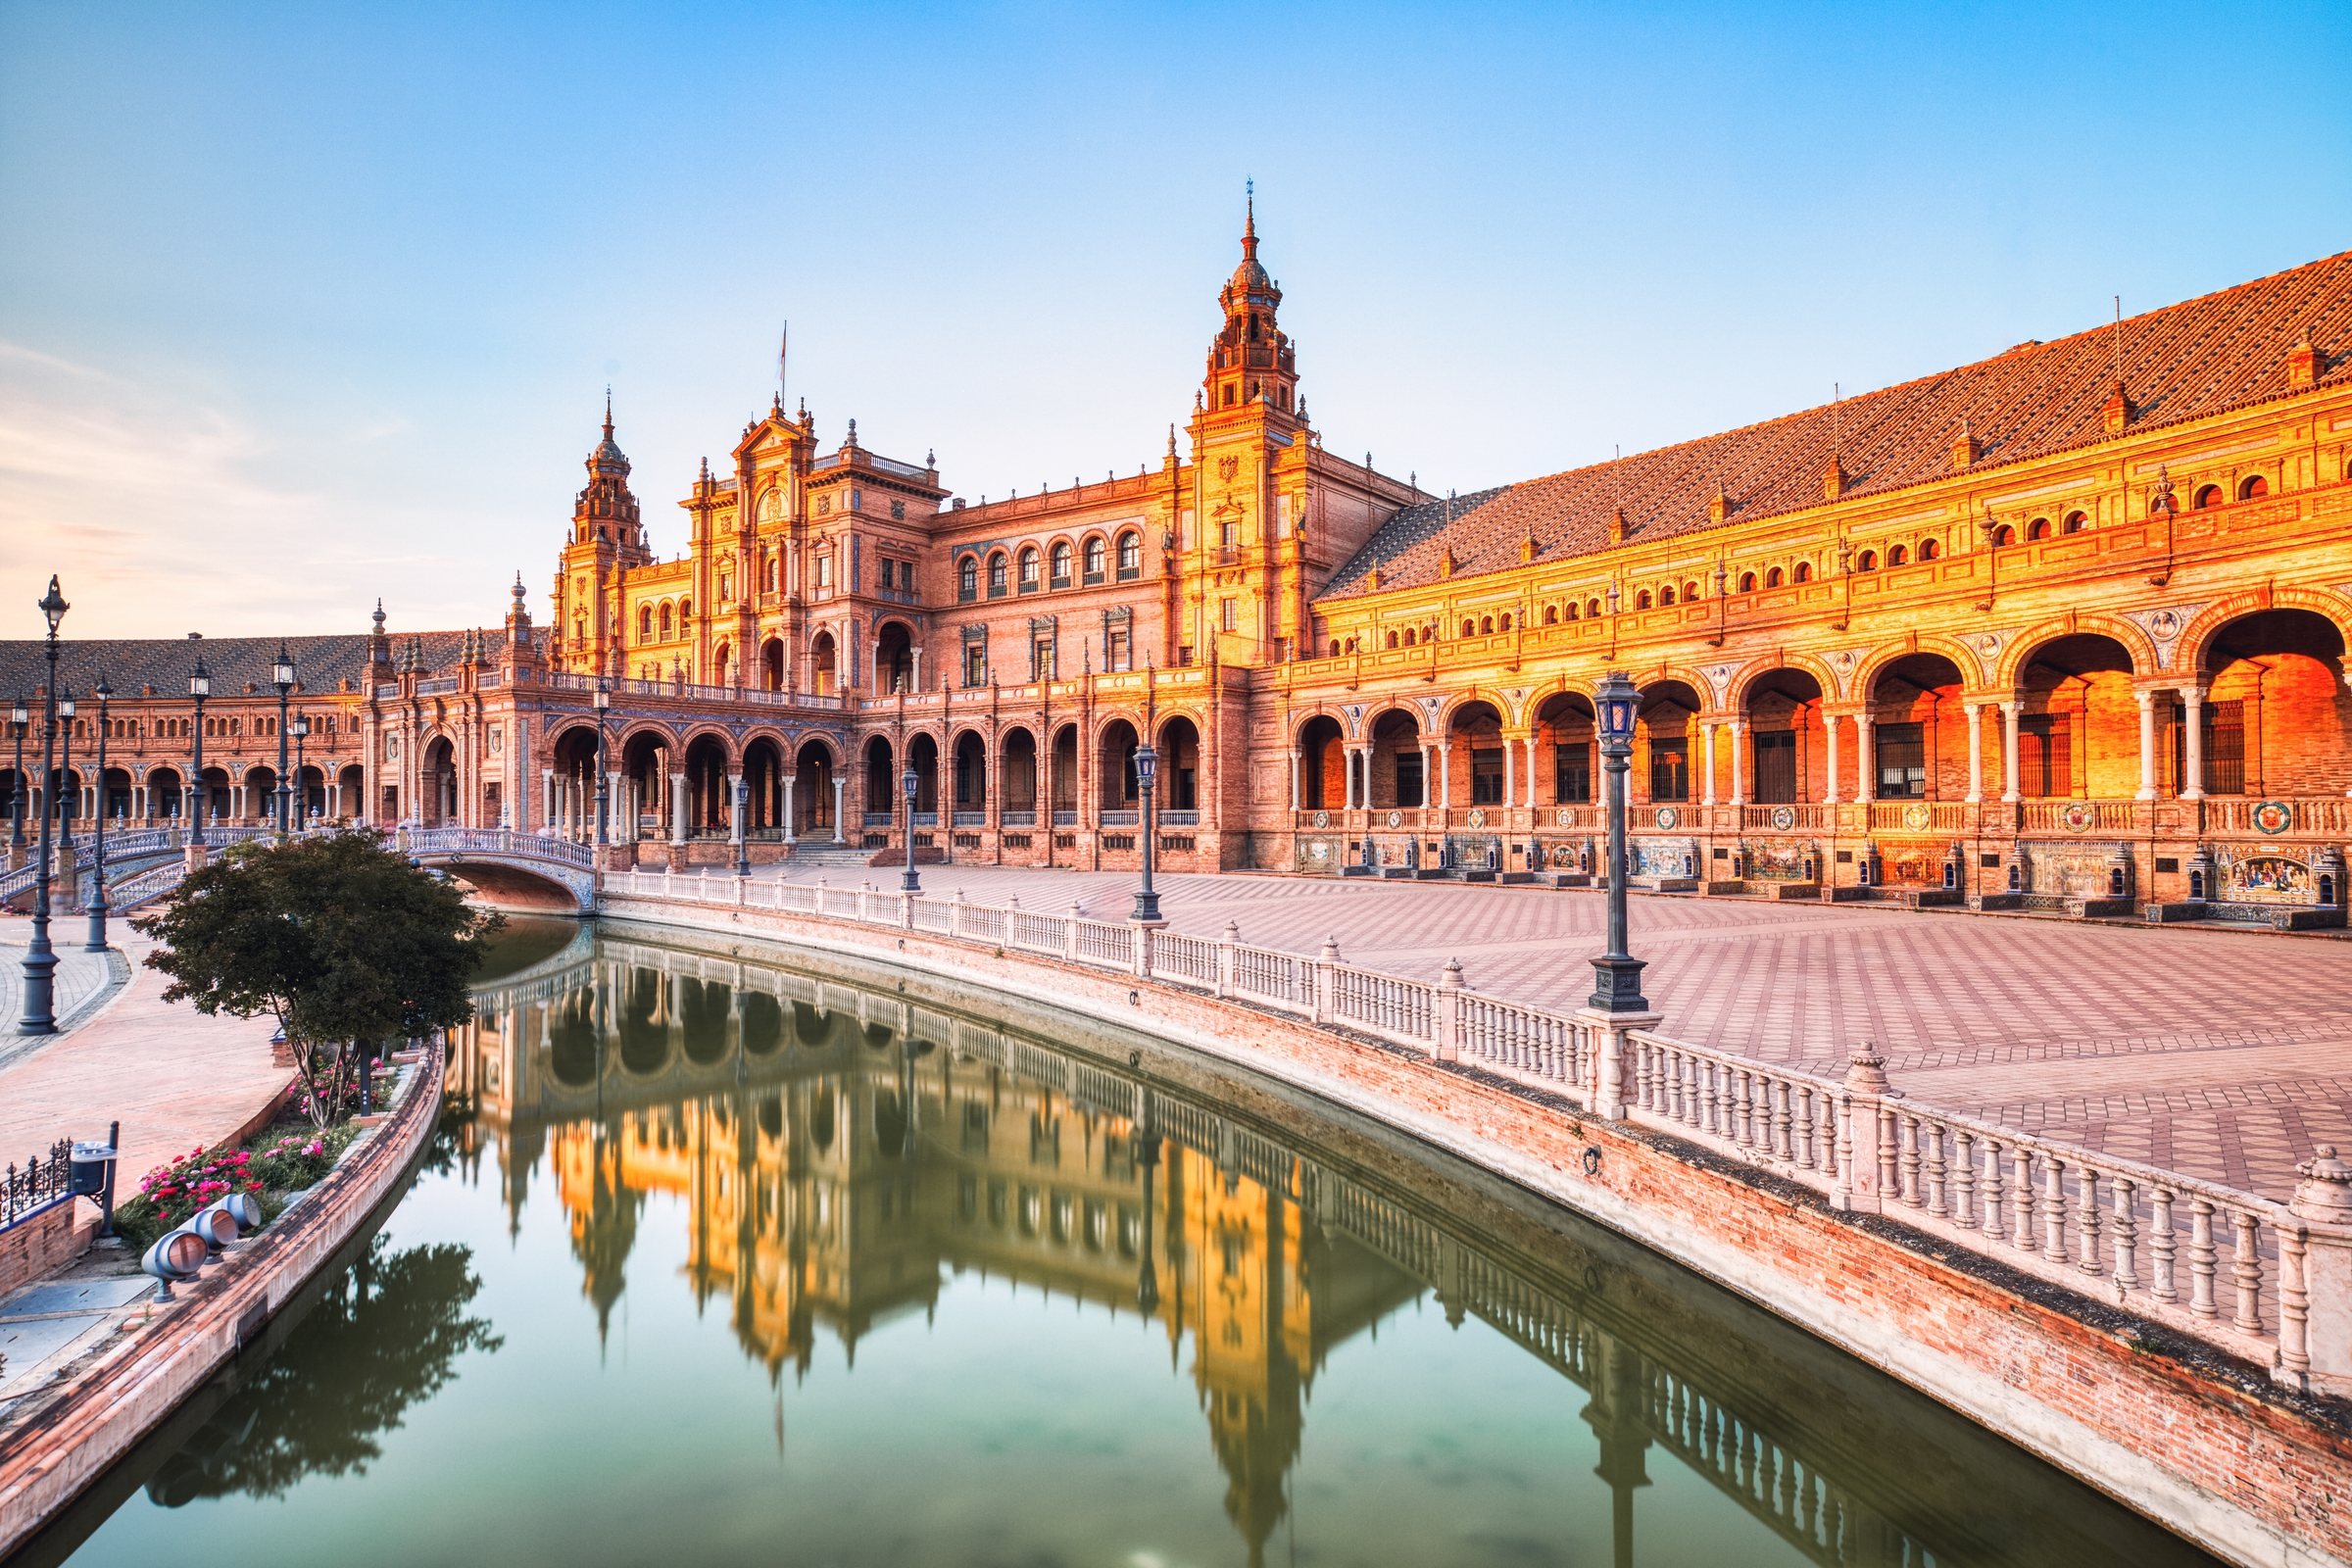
445 929 2202 1568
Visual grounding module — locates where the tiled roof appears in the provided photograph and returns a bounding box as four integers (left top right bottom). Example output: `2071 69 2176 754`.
0 631 467 703
1324 249 2352 600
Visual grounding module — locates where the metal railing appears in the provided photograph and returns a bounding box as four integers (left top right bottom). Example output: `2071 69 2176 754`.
597 865 2347 1393
2 1140 76 1230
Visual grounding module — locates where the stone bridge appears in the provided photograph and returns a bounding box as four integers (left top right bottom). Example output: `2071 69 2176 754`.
403 827 597 914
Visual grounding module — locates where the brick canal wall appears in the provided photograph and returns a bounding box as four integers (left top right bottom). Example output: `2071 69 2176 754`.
0 1041 443 1558
604 892 2350 1568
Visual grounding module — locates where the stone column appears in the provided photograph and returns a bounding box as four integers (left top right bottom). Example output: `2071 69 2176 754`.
2135 690 2159 802
782 775 798 844
1439 740 1451 811
832 776 847 843
2000 702 2023 803
1700 722 1717 807
2181 688 2206 800
1823 711 1839 805
1963 704 1984 804
1728 719 1746 807
542 768 556 833
728 771 744 844
670 771 689 846
1524 736 1539 808
608 770 623 840
1288 748 1300 812
1855 713 1876 805
1502 737 1515 810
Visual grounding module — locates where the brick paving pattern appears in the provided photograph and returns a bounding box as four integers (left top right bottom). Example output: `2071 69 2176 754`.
754 861 2352 1200
0 921 288 1187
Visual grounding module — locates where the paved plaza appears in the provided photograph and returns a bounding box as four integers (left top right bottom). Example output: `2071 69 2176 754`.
742 860 2352 1200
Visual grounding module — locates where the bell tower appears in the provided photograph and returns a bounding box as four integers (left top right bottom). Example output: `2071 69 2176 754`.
1201 187 1298 418
555 393 651 674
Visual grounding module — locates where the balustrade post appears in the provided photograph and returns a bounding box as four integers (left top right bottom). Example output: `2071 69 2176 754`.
2043 1156 2068 1258
1312 935 1339 1026
1575 1006 1650 1120
2285 1145 2352 1394
1833 1093 1857 1210
1217 921 1239 1001
1064 904 1082 963
2112 1177 2138 1292
2231 1211 2265 1333
2078 1167 2104 1276
2150 1188 2179 1301
1951 1130 1975 1226
1434 958 1462 1062
2188 1199 2219 1316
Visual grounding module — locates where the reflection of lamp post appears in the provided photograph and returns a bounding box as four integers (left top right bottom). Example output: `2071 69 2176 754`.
1588 671 1647 1012
735 776 750 878
1130 743 1161 924
188 659 210 847
1134 1124 1161 1315
289 714 310 831
8 697 25 853
20 575 69 1036
271 644 295 837
85 676 112 951
900 765 920 893
592 680 612 846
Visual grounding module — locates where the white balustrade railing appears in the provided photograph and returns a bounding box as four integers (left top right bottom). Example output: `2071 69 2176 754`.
406 826 595 868
596 865 2352 1395
110 861 188 909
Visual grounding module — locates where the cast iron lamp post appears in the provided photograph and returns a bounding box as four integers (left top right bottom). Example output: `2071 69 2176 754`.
592 680 612 846
900 764 921 893
735 775 751 878
288 714 310 831
1587 671 1648 1012
188 659 210 847
57 692 74 859
271 645 295 837
1130 742 1162 924
85 676 112 951
19 576 69 1036
9 698 26 852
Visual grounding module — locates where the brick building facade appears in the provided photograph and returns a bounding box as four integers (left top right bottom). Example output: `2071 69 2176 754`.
8 213 2351 923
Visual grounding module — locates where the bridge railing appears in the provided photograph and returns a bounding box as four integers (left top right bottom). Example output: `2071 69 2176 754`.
597 864 2352 1396
110 860 189 910
407 827 595 868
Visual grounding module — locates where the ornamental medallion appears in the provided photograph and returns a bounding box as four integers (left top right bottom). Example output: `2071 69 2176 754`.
1386 809 1403 828
1467 808 1487 828
1554 808 1573 827
1901 804 1932 831
2252 800 2294 835
1312 809 1330 829
1770 805 1795 831
2057 802 2095 833
1653 806 1679 830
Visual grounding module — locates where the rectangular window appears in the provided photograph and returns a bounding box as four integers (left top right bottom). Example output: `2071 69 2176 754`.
1032 638 1054 682
1470 749 1505 805
1220 598 1237 632
877 560 894 590
2170 701 2244 795
1177 645 1193 665
1553 740 1592 804
964 644 986 688
1875 722 1926 798
1396 752 1424 808
815 555 833 588
1753 731 1798 804
2019 716 2071 797
1648 737 1690 802
1106 629 1130 672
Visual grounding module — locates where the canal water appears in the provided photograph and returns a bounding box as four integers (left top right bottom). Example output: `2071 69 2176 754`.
56 916 2218 1568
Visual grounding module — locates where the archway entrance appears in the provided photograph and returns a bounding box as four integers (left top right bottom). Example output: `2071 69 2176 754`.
810 631 838 697
1866 656 1964 800
999 728 1038 821
550 725 601 840
1298 715 1344 810
421 738 456 826
878 621 915 695
1365 710 1420 808
2017 635 2136 798
1635 682 1702 806
1533 693 1594 807
794 740 837 839
1741 669 1825 804
2189 609 2349 797
1155 716 1200 811
1098 719 1140 814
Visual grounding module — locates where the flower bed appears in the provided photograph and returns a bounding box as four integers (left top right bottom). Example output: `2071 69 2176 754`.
112 1120 364 1253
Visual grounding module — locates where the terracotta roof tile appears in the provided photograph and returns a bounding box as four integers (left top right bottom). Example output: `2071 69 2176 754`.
0 632 466 702
1324 249 2352 601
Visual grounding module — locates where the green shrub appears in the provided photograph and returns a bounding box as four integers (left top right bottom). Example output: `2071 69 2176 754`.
112 1123 363 1252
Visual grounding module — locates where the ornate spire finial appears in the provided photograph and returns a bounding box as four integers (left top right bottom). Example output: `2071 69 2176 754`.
604 385 612 433
513 570 526 605
371 598 385 633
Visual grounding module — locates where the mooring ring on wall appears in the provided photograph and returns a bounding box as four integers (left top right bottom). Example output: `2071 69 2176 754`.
1582 1146 1602 1176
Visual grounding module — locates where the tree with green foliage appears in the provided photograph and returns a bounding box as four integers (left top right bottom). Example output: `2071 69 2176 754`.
133 830 504 1125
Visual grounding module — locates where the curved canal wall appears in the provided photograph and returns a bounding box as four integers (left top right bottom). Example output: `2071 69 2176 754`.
0 1040 443 1559
601 890 2351 1568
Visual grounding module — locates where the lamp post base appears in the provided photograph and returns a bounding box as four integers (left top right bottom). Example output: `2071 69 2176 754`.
17 943 56 1036
1129 889 1162 925
1587 954 1649 1014
901 868 922 894
84 900 109 953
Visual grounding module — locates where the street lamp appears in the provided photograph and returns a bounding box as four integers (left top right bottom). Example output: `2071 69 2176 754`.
900 764 921 893
1130 742 1162 924
735 775 751 879
592 679 611 846
289 714 310 831
271 644 295 838
9 698 26 852
188 659 210 847
85 676 112 951
20 574 69 1036
1587 671 1647 1012
57 691 74 857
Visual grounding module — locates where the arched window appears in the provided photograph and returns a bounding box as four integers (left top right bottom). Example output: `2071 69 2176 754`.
1658 586 1675 607
1792 562 1811 583
1765 567 1784 588
1683 580 1699 602
1855 551 1878 572
1887 544 1908 566
1017 547 1041 590
661 603 674 637
2062 511 2086 533
1480 615 1494 634
958 556 979 601
1543 605 1558 624
1585 598 1601 618
1050 541 1072 585
2028 517 2051 540
2193 484 2223 510
987 553 1008 597
1116 532 1141 578
1386 630 1399 649
678 599 691 623
2239 474 2269 501
1329 640 1341 658
1084 536 1106 580
1919 538 1939 560
1739 570 1757 592
1992 523 2016 547
1635 591 1652 610
639 606 654 641
1500 613 1513 631
1403 627 1417 646
1463 619 1477 638
1566 602 1581 621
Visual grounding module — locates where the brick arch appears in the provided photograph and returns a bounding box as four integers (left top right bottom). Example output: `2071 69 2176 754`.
1289 705 1348 748
1726 653 1840 715
1433 690 1513 732
1521 673 1602 717
1635 662 1721 709
790 731 845 768
1148 706 1208 747
1994 613 2158 689
1357 699 1427 739
1090 710 1148 749
615 718 685 753
2175 587 2352 677
1848 634 1987 705
672 723 741 763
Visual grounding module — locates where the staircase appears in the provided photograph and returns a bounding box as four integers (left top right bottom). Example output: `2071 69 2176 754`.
784 841 884 872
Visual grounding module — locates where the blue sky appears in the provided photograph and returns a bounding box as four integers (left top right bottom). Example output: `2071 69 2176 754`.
4 1 2347 639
